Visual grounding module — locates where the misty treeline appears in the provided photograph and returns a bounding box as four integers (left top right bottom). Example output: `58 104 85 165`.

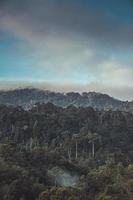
0 103 133 199
1 88 133 113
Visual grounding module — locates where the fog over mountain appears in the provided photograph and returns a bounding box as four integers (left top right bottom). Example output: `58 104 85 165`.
0 88 133 113
0 81 133 101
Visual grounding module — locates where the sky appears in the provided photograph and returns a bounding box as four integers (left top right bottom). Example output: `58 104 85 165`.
0 0 133 100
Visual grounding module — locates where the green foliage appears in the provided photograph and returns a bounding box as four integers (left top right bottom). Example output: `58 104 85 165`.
0 104 132 199
96 193 112 200
39 187 80 200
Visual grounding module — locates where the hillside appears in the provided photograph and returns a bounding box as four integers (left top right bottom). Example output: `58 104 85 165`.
0 103 133 199
0 88 132 112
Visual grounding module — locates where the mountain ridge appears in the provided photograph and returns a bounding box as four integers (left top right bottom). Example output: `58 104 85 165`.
0 88 132 113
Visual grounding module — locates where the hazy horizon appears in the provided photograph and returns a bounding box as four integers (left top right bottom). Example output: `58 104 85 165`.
0 80 132 101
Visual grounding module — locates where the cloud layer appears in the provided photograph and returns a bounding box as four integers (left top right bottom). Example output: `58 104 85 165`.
0 80 133 101
0 0 133 100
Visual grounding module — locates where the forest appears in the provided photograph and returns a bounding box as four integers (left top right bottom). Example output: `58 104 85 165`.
0 102 133 200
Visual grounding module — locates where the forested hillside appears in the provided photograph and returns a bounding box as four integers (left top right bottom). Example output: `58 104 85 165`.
0 103 133 199
0 88 133 113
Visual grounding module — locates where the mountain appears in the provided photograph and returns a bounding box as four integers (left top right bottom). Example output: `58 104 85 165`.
0 88 132 112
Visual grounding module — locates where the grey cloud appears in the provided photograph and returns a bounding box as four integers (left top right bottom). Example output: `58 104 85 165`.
1 0 133 47
0 80 133 101
0 0 133 100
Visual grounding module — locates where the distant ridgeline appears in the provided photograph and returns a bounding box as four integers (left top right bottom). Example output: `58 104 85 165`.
0 88 133 112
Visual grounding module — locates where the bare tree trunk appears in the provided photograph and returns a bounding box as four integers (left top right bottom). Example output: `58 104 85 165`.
75 141 78 159
82 143 86 158
11 124 14 133
82 146 85 156
33 120 38 139
55 177 57 186
29 137 33 150
68 147 71 162
92 141 95 158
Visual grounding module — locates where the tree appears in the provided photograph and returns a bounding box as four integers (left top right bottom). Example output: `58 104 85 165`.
86 132 99 158
39 187 80 200
72 134 81 160
96 193 112 200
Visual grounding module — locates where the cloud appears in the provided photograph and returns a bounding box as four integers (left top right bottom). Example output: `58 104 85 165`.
0 0 133 100
97 58 133 86
1 0 133 47
0 80 133 101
